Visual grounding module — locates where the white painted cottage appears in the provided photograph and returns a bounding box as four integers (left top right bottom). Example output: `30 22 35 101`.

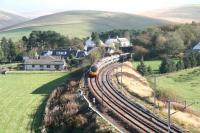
105 36 131 47
84 37 104 51
193 42 200 52
24 56 66 71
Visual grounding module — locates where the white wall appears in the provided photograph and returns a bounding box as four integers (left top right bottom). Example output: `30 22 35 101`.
24 64 64 71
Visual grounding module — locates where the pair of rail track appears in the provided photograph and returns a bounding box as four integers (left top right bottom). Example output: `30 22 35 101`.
86 62 183 133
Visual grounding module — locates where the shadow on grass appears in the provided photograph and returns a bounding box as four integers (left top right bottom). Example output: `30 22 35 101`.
30 68 85 133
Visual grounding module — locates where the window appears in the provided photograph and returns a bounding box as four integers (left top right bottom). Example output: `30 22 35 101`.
40 65 43 68
55 65 59 70
47 65 50 68
32 65 35 68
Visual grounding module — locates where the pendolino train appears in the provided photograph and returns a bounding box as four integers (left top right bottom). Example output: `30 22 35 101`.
89 53 131 77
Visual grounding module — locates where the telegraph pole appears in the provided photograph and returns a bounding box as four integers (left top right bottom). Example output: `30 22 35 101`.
121 57 123 90
168 100 171 133
154 75 157 109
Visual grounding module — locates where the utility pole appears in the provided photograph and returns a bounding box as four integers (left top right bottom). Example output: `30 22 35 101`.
121 57 123 90
154 75 157 109
168 100 171 133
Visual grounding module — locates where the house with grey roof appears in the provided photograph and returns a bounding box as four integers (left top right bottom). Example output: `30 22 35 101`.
193 42 200 52
23 56 66 71
105 36 131 47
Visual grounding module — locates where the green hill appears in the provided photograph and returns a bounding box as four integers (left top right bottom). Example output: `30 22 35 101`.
0 10 28 30
0 10 170 40
141 5 200 23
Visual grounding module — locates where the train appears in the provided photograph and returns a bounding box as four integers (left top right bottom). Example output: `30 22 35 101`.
89 53 131 77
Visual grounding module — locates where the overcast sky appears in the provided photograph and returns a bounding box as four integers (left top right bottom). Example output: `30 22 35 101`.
0 0 199 18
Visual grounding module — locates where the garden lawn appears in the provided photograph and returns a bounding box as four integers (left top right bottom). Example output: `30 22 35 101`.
157 67 200 111
0 71 68 133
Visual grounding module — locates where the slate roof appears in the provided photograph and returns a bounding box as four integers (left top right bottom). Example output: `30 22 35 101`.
193 42 200 50
24 56 65 65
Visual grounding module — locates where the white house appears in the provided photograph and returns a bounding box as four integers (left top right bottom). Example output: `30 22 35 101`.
24 56 66 71
84 37 104 51
193 42 200 52
105 36 131 47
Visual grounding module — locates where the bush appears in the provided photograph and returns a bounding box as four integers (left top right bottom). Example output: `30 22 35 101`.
176 59 184 71
183 56 191 69
189 52 197 67
147 65 153 75
137 60 148 76
159 57 176 73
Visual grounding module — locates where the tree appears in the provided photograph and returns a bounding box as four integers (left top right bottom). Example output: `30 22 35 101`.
188 52 197 67
159 57 176 73
7 39 17 62
137 60 148 76
165 32 185 55
123 31 130 40
183 56 191 69
176 59 184 71
133 45 149 60
197 53 200 66
91 32 100 46
147 65 153 75
1 37 9 62
0 47 4 62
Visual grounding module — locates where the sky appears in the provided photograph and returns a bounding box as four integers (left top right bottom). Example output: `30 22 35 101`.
0 0 199 18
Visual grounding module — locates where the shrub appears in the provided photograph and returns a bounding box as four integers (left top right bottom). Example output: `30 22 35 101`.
137 60 148 76
183 56 191 69
159 57 176 73
147 65 153 75
176 59 185 71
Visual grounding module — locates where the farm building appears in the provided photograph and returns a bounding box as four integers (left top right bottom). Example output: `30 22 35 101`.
193 42 200 52
23 56 66 71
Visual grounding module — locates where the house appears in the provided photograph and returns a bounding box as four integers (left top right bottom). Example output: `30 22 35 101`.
76 50 88 58
193 42 200 52
105 36 131 47
52 48 77 58
41 50 53 56
23 56 66 71
84 37 104 51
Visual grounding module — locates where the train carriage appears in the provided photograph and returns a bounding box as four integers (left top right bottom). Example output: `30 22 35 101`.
89 53 130 77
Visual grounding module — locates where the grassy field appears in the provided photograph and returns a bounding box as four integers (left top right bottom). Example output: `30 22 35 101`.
0 10 169 41
0 71 68 133
133 60 162 72
132 60 200 111
156 67 200 111
0 63 20 68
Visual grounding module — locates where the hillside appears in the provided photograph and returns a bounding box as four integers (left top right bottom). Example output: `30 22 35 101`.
0 10 170 40
140 5 200 23
0 10 28 29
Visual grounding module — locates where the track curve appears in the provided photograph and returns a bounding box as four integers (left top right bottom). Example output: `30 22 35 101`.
86 62 183 133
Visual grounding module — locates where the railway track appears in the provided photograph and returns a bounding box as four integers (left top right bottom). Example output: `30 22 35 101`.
86 62 183 133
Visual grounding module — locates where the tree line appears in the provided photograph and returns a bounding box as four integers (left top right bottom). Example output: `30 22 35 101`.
0 31 84 63
136 51 200 75
98 22 200 60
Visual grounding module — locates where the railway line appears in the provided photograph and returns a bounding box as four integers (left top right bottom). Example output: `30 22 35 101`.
84 55 183 133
